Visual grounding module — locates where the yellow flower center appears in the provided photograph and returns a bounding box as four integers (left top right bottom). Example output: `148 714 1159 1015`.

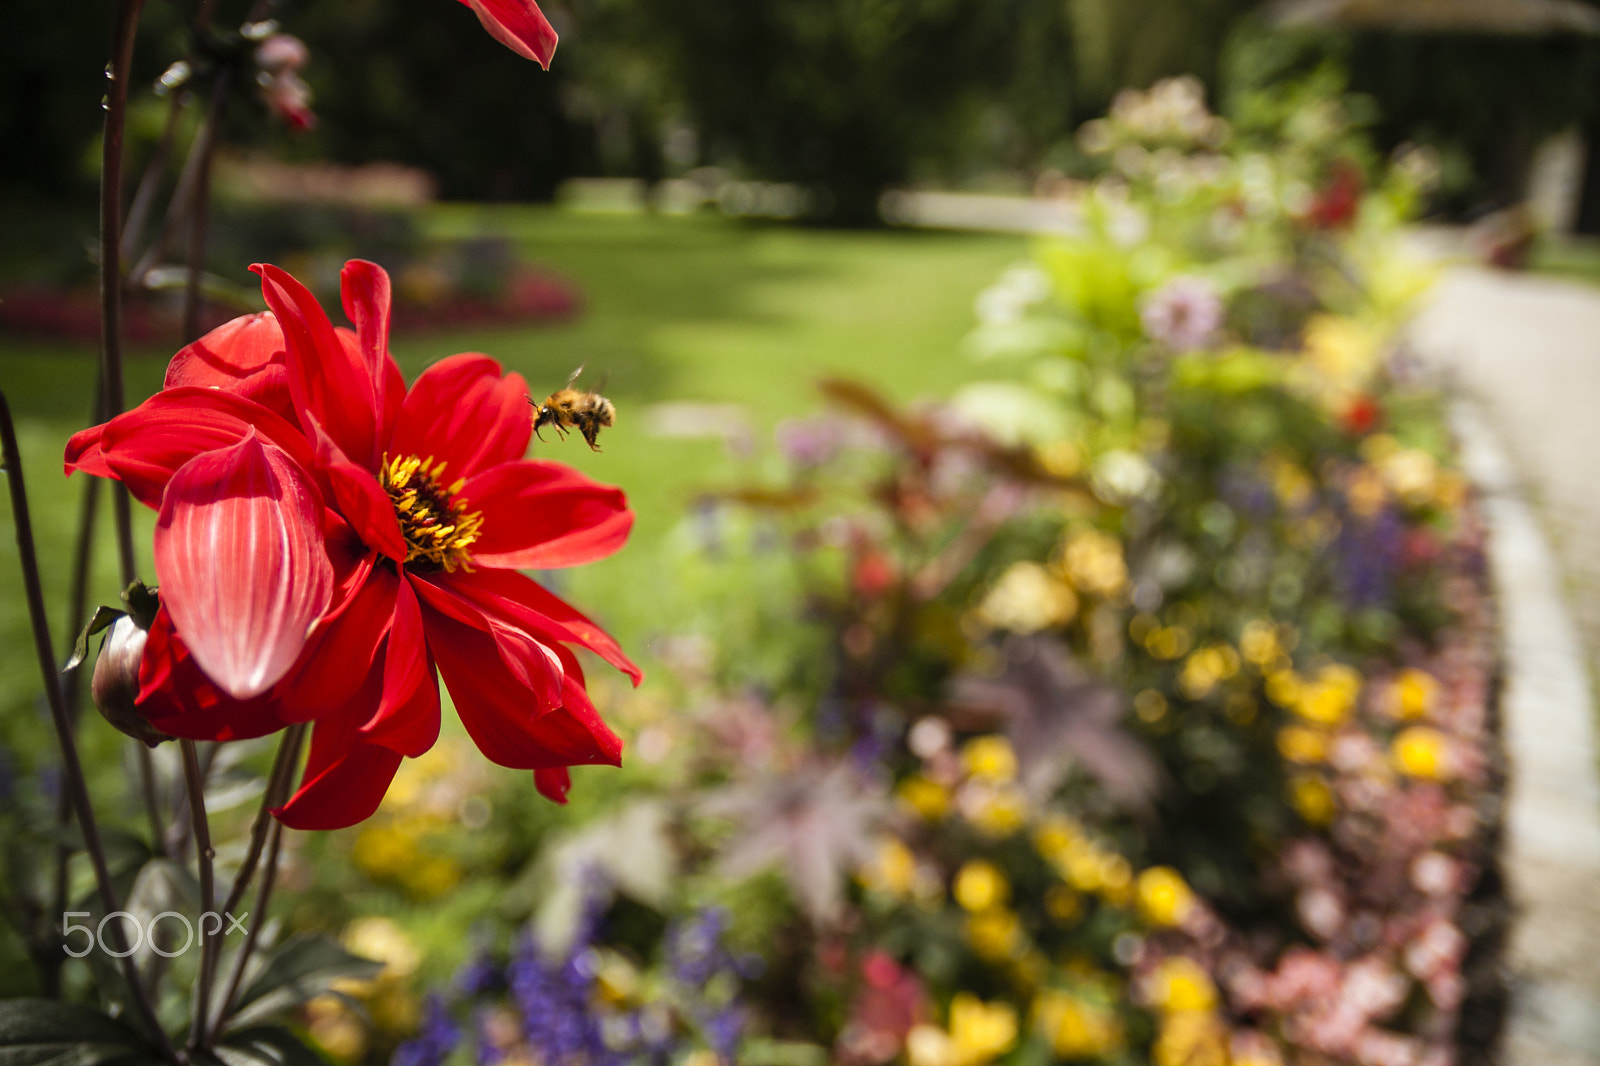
380 454 484 572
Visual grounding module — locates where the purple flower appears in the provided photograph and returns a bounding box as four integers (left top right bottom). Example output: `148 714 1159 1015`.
391 995 461 1066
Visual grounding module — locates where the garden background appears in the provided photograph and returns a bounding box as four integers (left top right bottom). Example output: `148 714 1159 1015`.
4 1 1600 1065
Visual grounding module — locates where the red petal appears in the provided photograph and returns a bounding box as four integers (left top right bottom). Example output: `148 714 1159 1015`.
274 676 405 831
422 599 621 770
69 387 317 509
441 567 641 684
253 263 383 470
154 432 333 698
137 608 289 741
63 424 114 479
457 0 558 68
412 575 564 709
389 353 532 482
305 415 407 561
164 312 295 422
340 261 404 445
276 565 397 720
534 766 571 804
358 577 440 757
465 460 633 569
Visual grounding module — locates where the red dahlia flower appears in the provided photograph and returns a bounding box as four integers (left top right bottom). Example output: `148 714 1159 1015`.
67 260 638 829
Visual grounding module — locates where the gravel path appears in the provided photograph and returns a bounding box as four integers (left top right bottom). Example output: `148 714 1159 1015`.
1409 266 1600 1066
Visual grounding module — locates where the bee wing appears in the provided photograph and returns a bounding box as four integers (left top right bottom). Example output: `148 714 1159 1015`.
563 364 586 389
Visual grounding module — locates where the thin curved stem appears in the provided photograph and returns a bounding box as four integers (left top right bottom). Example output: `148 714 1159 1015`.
207 724 303 1045
182 740 216 1049
219 726 303 922
0 390 176 1062
101 0 148 588
181 66 232 343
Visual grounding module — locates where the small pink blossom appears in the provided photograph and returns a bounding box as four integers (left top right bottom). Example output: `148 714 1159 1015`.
1141 275 1224 350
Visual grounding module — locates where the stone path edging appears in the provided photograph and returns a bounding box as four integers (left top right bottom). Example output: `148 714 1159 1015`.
1450 400 1600 1065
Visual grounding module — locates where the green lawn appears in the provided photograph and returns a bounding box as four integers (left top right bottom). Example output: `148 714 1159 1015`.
1532 236 1600 289
0 207 1027 767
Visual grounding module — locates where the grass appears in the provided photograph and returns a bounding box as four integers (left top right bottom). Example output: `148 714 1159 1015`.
0 206 1027 773
1532 235 1600 289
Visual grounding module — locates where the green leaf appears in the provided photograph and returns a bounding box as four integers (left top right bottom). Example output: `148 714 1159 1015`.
64 606 125 672
0 1000 145 1066
217 1027 327 1066
224 936 382 1030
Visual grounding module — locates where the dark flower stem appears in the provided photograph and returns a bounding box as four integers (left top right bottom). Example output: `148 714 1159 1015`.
101 0 148 588
181 67 233 343
209 819 287 1044
0 390 176 1062
182 740 216 1049
219 726 303 922
123 91 185 252
207 723 304 1045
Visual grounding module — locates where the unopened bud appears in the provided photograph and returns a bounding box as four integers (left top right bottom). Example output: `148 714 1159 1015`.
92 615 170 747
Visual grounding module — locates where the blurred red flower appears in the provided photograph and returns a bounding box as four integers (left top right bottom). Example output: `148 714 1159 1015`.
67 260 638 829
459 0 559 68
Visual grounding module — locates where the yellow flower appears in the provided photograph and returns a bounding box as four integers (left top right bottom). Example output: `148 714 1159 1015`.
1133 688 1169 723
1031 815 1082 863
962 736 1019 783
1177 644 1241 700
964 907 1023 961
1345 465 1388 518
1288 774 1336 825
1265 455 1314 509
963 782 1028 838
1276 725 1328 764
1095 853 1133 906
1304 314 1380 385
305 995 367 1061
1380 447 1439 507
1060 529 1128 597
976 562 1077 633
1033 989 1122 1058
948 994 1019 1065
403 856 463 900
899 775 952 821
1045 885 1083 924
862 838 919 898
1152 1009 1228 1066
595 950 641 1004
1144 625 1194 661
1394 669 1439 720
1265 668 1303 709
352 825 418 881
906 1025 960 1066
1148 957 1217 1013
341 917 420 983
1392 726 1451 780
1034 439 1083 478
954 859 1009 911
1239 620 1282 668
1135 867 1196 927
1294 663 1361 726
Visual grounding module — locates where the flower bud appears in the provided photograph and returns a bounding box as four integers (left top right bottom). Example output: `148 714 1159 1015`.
92 615 170 747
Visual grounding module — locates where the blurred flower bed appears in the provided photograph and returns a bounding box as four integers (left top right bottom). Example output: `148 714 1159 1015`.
0 159 580 346
278 79 1501 1066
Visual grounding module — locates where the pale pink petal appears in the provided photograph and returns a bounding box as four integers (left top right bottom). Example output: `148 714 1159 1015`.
154 431 333 698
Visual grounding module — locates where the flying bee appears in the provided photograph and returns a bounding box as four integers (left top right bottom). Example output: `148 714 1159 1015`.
529 366 615 451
